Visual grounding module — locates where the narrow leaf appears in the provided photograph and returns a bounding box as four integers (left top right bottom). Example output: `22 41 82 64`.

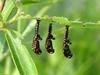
1 0 15 21
0 32 5 56
5 29 38 75
0 12 3 21
21 0 39 5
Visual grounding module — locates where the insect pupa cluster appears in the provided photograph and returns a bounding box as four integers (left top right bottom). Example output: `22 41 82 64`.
32 19 73 58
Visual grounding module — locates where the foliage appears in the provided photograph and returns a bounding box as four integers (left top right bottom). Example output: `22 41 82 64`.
0 0 100 75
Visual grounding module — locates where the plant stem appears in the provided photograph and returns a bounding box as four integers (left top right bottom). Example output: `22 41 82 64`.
4 56 11 75
22 5 51 38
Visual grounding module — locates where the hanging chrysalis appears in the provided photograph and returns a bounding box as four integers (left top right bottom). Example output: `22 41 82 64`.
63 25 72 58
32 19 42 54
45 23 55 54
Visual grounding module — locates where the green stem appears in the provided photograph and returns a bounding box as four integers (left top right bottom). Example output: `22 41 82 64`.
17 18 21 33
8 8 22 24
22 5 51 38
4 56 11 75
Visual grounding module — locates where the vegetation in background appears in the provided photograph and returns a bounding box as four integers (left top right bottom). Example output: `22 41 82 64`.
0 0 100 75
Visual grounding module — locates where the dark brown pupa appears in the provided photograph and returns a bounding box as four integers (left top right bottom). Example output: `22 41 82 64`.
63 25 72 58
32 19 42 54
45 23 55 54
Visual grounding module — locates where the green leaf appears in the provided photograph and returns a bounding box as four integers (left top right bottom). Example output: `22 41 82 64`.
21 0 58 5
1 0 15 22
21 0 39 5
0 31 5 55
5 29 38 75
0 12 3 21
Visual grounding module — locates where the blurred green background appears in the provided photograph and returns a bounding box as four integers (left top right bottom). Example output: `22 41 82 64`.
0 0 100 75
